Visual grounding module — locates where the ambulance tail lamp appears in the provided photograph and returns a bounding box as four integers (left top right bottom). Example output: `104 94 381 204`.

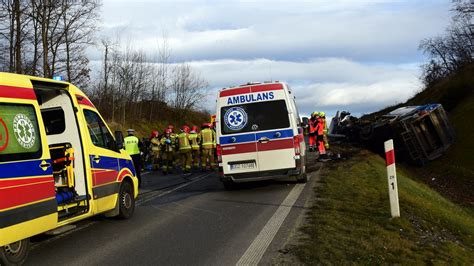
293 135 301 156
216 144 222 163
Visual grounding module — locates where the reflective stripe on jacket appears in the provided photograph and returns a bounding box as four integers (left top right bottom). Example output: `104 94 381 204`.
188 133 200 150
178 132 191 151
150 137 161 151
200 128 215 149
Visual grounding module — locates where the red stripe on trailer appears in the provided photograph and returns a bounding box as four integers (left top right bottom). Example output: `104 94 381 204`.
221 142 257 155
257 138 294 152
0 179 55 210
385 149 395 166
0 85 36 100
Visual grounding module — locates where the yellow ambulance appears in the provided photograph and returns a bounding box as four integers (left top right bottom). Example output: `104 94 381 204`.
0 72 139 265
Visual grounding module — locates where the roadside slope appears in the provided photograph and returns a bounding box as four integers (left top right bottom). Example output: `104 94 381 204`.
282 147 474 264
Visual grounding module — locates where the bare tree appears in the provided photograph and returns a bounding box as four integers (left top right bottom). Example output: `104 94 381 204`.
169 63 209 120
419 0 473 86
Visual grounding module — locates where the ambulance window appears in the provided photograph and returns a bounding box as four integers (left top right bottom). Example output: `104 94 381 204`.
0 103 42 162
83 110 114 150
41 107 65 135
220 100 290 135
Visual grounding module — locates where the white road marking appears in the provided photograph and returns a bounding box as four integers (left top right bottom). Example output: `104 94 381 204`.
32 173 211 249
236 182 307 265
136 173 211 206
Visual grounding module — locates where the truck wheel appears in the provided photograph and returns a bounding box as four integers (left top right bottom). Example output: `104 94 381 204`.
0 239 30 266
223 180 236 191
117 181 135 219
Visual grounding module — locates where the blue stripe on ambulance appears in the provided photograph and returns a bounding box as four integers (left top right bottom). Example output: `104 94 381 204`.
220 129 293 145
89 154 136 177
256 129 293 140
0 159 53 178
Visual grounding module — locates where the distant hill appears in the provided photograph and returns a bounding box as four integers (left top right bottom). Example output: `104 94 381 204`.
105 104 211 138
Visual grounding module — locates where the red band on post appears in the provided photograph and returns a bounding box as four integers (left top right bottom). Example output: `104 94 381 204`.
385 149 395 166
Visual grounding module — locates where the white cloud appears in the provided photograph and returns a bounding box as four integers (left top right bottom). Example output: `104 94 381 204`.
185 58 422 117
91 0 447 118
97 0 450 63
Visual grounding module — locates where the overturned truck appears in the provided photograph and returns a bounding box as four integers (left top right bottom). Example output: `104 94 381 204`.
329 104 455 165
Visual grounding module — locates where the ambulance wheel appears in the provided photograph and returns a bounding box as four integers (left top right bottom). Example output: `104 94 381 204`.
223 180 236 190
0 239 30 266
297 172 308 183
118 181 135 219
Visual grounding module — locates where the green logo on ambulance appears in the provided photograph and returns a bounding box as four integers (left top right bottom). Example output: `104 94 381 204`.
13 113 36 149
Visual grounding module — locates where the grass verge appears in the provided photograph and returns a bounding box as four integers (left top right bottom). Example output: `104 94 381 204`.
291 148 474 264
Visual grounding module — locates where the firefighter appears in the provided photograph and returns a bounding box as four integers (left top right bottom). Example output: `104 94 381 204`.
124 129 143 187
210 122 218 163
315 114 327 157
308 112 318 152
188 125 201 170
167 124 179 167
160 128 176 175
200 123 216 171
149 130 161 171
319 111 330 149
177 125 192 174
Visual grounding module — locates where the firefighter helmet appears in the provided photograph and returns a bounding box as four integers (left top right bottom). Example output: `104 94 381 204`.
165 128 172 134
182 125 190 133
151 130 159 138
191 125 198 133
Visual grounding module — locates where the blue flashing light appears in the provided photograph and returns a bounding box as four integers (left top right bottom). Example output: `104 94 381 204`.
53 75 63 81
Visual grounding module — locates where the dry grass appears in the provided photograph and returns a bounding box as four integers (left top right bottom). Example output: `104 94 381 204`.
290 148 474 264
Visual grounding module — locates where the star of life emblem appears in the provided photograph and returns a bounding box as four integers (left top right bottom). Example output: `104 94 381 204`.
224 107 248 131
13 113 36 149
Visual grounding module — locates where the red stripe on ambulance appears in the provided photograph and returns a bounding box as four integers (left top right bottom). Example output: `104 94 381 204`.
0 85 36 100
76 94 96 108
0 178 55 210
0 176 52 188
221 143 257 155
92 169 119 186
257 138 294 152
219 83 283 97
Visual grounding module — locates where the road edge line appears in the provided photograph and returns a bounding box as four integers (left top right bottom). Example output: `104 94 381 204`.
236 182 306 265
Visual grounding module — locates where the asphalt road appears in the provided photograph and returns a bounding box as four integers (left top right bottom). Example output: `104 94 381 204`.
27 158 319 265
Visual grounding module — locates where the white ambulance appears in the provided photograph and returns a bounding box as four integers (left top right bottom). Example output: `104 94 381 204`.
215 82 307 189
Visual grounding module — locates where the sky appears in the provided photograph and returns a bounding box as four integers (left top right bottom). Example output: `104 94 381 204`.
91 0 452 118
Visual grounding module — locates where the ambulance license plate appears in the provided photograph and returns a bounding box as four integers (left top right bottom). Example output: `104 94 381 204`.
230 162 256 170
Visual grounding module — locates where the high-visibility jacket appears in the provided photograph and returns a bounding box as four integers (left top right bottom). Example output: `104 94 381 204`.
178 132 191 151
160 136 175 152
124 135 140 155
309 117 317 134
322 117 328 134
200 128 215 149
316 117 325 135
150 137 161 152
188 133 201 150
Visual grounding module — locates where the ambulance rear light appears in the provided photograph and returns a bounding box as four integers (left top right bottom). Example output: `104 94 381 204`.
293 135 301 155
216 144 222 163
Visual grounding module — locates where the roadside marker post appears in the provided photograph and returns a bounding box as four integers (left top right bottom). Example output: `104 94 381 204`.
384 139 400 218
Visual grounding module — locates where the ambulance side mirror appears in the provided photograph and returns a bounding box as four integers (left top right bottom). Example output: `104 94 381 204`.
115 131 124 150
